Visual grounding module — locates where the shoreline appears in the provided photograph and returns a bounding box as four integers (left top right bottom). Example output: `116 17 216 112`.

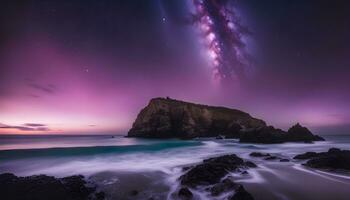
1 149 350 200
1 136 350 200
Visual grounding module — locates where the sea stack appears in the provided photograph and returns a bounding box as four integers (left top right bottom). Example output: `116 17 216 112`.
128 97 266 139
128 98 324 143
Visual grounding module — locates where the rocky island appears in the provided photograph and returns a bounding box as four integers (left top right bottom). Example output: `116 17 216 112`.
128 98 325 143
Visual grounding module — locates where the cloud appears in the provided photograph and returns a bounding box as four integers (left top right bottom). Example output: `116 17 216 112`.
27 94 41 98
24 123 46 127
0 123 50 132
28 83 57 94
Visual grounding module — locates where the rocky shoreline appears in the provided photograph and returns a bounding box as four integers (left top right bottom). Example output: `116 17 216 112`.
128 98 324 143
1 148 349 200
0 173 104 200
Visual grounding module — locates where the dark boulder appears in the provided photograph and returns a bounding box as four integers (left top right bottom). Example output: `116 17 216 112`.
180 154 249 187
249 152 271 157
294 148 350 170
179 154 255 200
0 173 101 200
129 190 139 196
264 156 278 160
244 161 257 168
178 187 193 200
210 178 238 196
279 159 290 162
293 152 319 160
216 135 225 139
229 185 255 200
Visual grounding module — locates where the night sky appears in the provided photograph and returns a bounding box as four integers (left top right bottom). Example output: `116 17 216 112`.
1 0 350 134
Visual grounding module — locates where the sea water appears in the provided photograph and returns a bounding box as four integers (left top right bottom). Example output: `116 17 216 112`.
0 134 350 200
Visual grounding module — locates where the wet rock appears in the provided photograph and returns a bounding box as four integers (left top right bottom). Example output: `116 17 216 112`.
279 159 290 162
178 187 193 200
179 155 255 200
304 148 350 170
241 171 249 175
249 152 271 157
0 173 100 200
129 190 139 196
180 154 254 187
244 161 257 168
210 178 238 196
264 156 278 160
180 154 245 187
293 152 319 160
216 135 225 139
294 148 350 170
328 148 342 153
95 192 105 200
229 185 255 200
182 166 193 171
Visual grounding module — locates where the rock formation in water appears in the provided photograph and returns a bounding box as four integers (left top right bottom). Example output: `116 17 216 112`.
128 97 324 143
294 148 350 170
128 97 265 139
179 154 255 200
0 173 104 200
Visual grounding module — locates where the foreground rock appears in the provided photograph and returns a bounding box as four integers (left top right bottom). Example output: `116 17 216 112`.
178 187 193 200
128 98 324 143
0 173 103 200
294 148 350 170
128 97 265 139
179 154 255 199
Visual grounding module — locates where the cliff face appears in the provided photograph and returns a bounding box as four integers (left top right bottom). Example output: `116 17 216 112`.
128 98 266 139
128 98 325 143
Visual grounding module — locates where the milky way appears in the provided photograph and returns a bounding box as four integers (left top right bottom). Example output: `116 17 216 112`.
191 0 251 83
1 0 350 134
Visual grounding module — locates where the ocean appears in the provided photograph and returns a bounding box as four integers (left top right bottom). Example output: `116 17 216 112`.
0 134 350 200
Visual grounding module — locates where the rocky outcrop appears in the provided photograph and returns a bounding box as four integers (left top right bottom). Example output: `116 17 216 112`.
286 123 325 142
179 154 255 200
128 98 324 143
0 173 104 200
128 98 265 139
239 124 324 144
294 148 350 170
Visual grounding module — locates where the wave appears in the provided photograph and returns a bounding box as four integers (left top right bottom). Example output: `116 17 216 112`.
0 141 202 160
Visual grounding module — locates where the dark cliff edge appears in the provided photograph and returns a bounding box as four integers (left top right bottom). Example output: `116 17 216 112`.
128 98 324 143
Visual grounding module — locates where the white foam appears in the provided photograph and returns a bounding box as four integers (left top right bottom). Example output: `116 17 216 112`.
293 164 349 184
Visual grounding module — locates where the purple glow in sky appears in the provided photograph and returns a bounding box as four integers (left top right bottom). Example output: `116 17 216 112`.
1 0 350 134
